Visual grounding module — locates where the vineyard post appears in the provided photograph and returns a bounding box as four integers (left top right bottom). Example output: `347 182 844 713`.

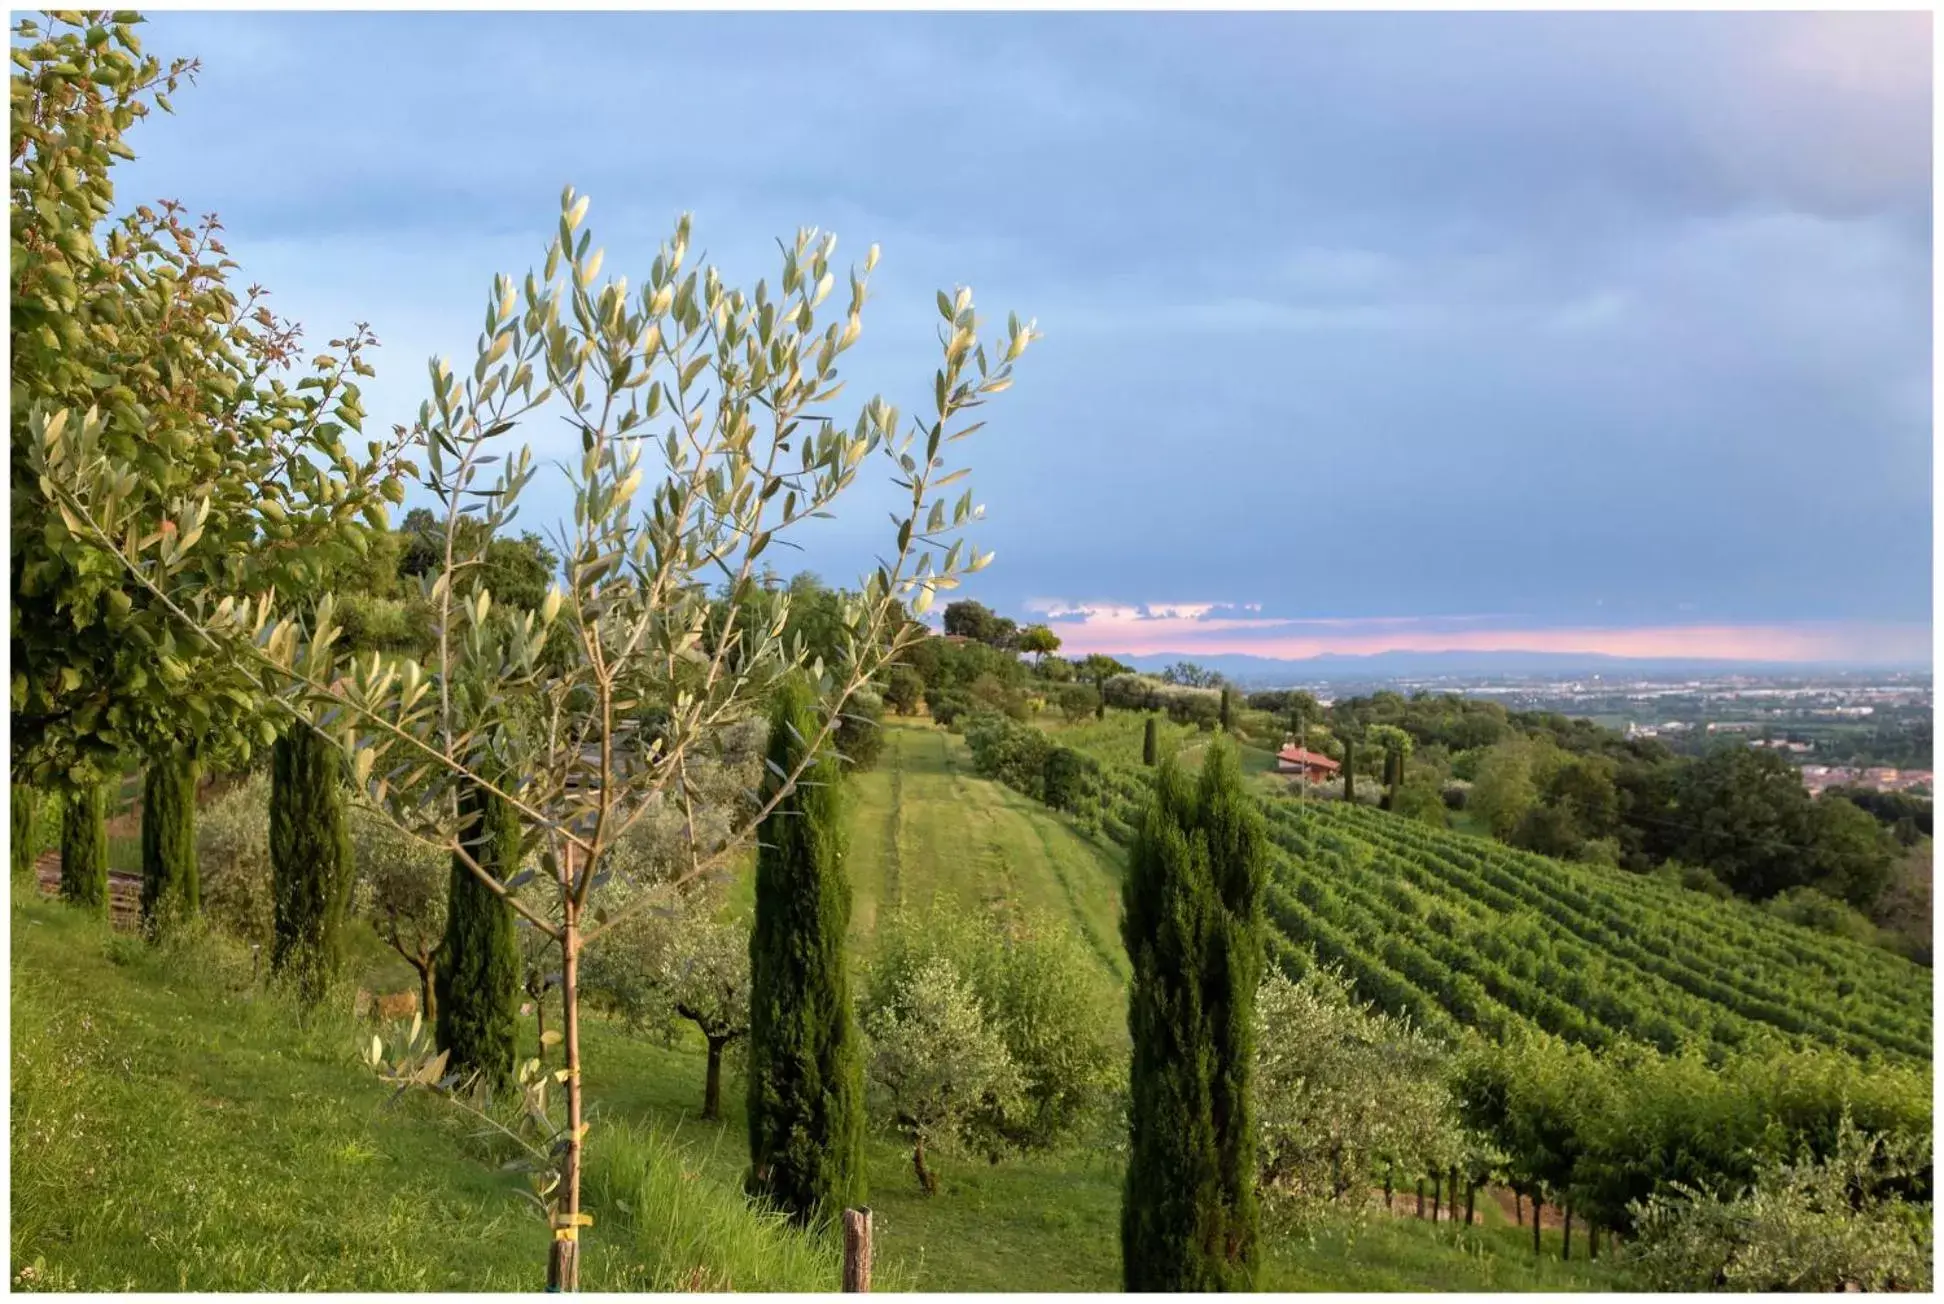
842 1207 873 1292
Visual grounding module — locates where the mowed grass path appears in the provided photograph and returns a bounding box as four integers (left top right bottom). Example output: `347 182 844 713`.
846 722 1130 985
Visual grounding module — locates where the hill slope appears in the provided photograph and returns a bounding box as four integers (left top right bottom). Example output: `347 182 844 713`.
1039 713 1932 1063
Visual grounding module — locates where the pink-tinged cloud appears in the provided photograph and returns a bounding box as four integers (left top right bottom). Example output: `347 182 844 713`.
1022 600 1929 665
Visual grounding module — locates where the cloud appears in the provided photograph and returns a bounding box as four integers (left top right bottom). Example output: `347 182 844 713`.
1027 600 1929 666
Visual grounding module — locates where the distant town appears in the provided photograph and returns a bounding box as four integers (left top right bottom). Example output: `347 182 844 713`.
1257 671 1933 794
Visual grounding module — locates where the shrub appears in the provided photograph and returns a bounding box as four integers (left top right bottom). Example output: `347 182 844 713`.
1763 886 1884 947
1623 1116 1932 1292
1389 778 1448 829
925 690 968 729
835 689 885 772
866 907 1116 1161
881 667 924 716
1042 745 1100 814
862 952 1022 1194
1057 684 1100 723
197 771 274 946
964 713 1050 802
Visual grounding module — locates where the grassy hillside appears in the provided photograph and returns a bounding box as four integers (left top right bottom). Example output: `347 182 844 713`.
1040 712 1933 1063
12 728 1630 1290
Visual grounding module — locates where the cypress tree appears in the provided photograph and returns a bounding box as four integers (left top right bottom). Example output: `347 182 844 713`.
270 726 353 1005
12 783 37 883
60 781 109 912
139 749 199 937
1142 715 1158 767
747 676 865 1225
1218 687 1232 732
1122 739 1263 1291
1342 742 1356 803
1197 739 1265 1286
436 773 522 1092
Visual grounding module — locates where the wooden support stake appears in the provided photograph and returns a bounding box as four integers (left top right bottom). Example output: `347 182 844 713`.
843 1206 873 1293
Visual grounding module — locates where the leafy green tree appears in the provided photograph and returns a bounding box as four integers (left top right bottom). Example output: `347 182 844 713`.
1367 724 1413 810
1470 739 1537 839
1058 683 1100 723
49 188 1032 1290
863 952 1022 1194
1078 654 1133 720
354 807 447 1021
269 727 352 1005
1804 796 1897 910
1017 623 1061 667
138 748 198 935
1122 739 1263 1290
436 776 522 1092
747 677 866 1224
12 14 403 792
882 666 924 715
59 779 109 912
942 599 1017 649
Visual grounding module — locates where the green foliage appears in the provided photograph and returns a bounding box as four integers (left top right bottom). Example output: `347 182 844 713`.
1762 886 1884 948
1016 623 1061 665
963 712 1051 801
195 770 273 945
867 906 1118 1159
435 777 522 1092
746 678 865 1224
138 750 198 935
862 952 1024 1193
11 783 37 882
835 688 885 773
881 666 924 715
1391 776 1449 828
941 600 1017 649
1470 740 1537 839
59 780 109 911
1121 740 1263 1291
1057 683 1099 724
1623 1115 1931 1291
11 14 404 789
269 728 353 1005
1256 967 1452 1221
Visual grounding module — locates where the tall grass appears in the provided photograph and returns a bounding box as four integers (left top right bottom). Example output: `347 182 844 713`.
9 889 843 1292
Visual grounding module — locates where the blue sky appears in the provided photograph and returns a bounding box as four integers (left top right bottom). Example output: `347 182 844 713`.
122 11 1931 664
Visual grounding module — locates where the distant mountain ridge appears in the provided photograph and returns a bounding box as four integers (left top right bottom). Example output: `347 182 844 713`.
1112 648 1932 687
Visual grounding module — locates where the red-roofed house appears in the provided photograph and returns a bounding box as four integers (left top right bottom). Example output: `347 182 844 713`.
1276 745 1339 783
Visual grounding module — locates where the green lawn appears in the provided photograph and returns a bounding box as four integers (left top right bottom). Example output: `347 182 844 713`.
12 733 1631 1292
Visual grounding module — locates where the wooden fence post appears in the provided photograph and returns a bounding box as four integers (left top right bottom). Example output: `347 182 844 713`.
843 1206 873 1292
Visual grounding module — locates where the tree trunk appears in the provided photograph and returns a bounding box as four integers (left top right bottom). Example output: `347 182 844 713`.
416 953 437 1023
1562 1204 1573 1261
546 902 584 1292
703 1035 726 1122
1532 1197 1543 1257
1465 1181 1476 1228
912 1136 937 1195
1588 1219 1598 1261
1514 1188 1523 1226
1432 1174 1441 1222
1384 1163 1394 1211
1416 1179 1424 1219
